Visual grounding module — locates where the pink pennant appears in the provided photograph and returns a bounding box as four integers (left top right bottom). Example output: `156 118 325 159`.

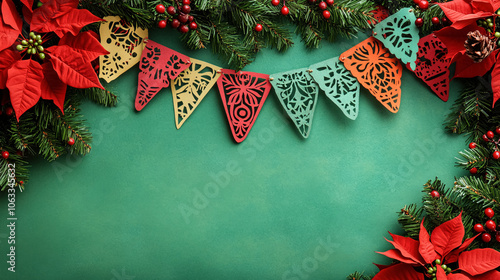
406 34 451 102
135 40 191 111
217 69 271 143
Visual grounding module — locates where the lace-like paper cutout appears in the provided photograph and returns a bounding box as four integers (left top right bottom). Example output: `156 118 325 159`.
217 69 271 143
340 37 402 113
406 34 450 102
171 58 221 129
369 5 390 25
309 57 360 120
373 8 419 70
99 16 148 83
270 68 319 138
136 40 191 111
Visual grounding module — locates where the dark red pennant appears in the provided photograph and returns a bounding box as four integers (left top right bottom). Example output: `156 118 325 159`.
369 5 390 25
135 40 191 111
217 69 271 143
406 34 451 102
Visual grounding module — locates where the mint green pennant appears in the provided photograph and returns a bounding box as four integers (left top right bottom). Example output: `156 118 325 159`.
309 57 360 120
270 68 320 138
373 7 420 70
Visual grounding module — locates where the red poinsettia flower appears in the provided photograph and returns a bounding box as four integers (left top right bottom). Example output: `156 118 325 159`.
373 213 500 280
0 0 108 120
435 0 500 107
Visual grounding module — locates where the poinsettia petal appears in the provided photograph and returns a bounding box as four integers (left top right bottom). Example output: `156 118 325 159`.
471 0 497 13
446 234 480 264
6 59 43 121
436 265 448 280
438 0 494 29
447 273 470 280
374 263 396 271
22 5 33 25
47 45 103 89
490 54 500 107
0 20 20 53
41 62 66 113
51 9 103 38
2 0 23 31
20 0 34 12
59 31 108 62
32 0 77 21
0 48 21 88
454 50 498 78
387 233 426 265
431 212 465 258
434 25 481 61
419 220 438 263
377 249 418 265
459 248 500 276
372 263 423 280
469 270 500 280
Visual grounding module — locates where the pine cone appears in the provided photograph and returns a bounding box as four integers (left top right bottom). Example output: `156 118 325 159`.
464 30 496 63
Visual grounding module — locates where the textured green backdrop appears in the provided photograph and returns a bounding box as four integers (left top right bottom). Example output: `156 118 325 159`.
1 29 468 279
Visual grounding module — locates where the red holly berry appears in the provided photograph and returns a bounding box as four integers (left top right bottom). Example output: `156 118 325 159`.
2 151 9 159
469 142 477 149
486 220 496 231
322 10 331 19
442 17 449 25
182 0 191 4
254 24 263 32
326 0 334 5
171 19 181 28
482 233 492 242
167 6 176 15
181 4 191 14
487 130 495 139
158 20 167 29
67 138 75 146
415 18 424 27
493 151 500 160
189 21 198 30
281 6 289 15
474 223 485 232
19 181 23 185
272 0 280 6
485 207 495 218
179 25 189 33
5 107 13 116
155 4 166 14
178 13 189 23
319 1 327 9
470 167 478 174
483 134 490 142
430 190 440 198
188 15 194 22
418 0 429 10
431 17 440 25
496 127 500 135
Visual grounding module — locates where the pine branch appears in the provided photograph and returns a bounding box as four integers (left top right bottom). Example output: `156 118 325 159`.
346 271 374 280
398 204 423 238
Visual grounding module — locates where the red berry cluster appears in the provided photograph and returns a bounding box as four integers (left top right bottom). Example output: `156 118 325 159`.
155 1 197 33
474 208 499 243
271 0 289 16
413 0 449 28
468 127 500 174
307 0 334 19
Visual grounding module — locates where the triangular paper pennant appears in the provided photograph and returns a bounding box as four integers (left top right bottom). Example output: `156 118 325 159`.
99 16 148 83
373 7 419 70
368 5 390 25
135 40 191 111
217 70 271 143
270 68 320 138
340 37 402 113
309 57 360 120
406 34 450 102
171 58 222 129
217 69 271 143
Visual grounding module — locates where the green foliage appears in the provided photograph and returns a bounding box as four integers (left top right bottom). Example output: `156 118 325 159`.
346 271 374 280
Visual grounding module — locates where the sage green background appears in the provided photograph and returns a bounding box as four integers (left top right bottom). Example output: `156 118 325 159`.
1 29 469 279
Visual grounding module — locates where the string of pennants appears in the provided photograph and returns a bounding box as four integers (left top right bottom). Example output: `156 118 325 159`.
98 8 451 143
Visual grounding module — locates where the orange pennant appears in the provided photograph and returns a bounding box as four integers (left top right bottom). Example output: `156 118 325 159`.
340 37 402 113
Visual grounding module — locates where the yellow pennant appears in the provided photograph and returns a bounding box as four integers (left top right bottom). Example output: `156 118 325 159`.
171 58 222 129
99 16 148 83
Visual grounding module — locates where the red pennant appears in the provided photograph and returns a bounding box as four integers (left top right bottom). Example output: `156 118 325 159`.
369 5 390 25
407 34 451 102
217 69 271 143
6 59 44 120
135 40 191 111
